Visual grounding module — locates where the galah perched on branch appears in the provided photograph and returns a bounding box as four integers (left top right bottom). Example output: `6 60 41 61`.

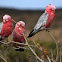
13 21 26 51
0 14 13 41
28 4 56 38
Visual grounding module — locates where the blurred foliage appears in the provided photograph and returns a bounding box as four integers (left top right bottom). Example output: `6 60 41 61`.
0 40 61 62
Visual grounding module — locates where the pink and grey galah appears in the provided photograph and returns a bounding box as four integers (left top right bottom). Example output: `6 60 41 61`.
28 4 56 38
0 14 13 40
13 21 26 51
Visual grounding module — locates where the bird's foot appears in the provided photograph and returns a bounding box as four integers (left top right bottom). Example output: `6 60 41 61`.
44 28 51 32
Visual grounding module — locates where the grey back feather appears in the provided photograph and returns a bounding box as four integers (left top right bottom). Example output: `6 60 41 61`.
0 22 3 33
34 12 48 30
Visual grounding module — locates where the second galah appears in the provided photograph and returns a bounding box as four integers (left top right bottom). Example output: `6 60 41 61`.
0 14 13 40
28 4 56 38
13 21 26 51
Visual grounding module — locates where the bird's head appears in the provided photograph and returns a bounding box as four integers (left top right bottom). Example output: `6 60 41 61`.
45 4 56 14
3 14 12 23
15 21 25 30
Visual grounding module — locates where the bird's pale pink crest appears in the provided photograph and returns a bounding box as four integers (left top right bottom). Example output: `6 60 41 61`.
45 4 56 13
16 21 25 28
3 14 11 22
3 14 11 19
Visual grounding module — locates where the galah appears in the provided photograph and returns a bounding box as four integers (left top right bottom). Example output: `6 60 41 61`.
0 14 13 41
28 4 56 38
13 21 26 51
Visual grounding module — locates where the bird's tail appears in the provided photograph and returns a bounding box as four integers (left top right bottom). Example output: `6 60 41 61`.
27 30 35 38
0 36 2 41
27 29 39 38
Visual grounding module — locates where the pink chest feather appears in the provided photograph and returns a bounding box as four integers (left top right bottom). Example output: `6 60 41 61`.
44 13 55 28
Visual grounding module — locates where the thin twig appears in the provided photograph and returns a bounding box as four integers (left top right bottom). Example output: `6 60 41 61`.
60 47 62 62
13 46 30 50
12 19 22 29
0 54 7 62
23 34 44 62
32 39 43 51
47 55 51 62
12 19 17 24
47 31 59 62
31 38 51 62
50 50 56 62
0 40 35 48
0 41 11 44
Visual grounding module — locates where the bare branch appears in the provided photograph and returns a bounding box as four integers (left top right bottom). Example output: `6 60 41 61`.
32 39 43 51
0 40 35 48
13 46 30 50
60 47 62 62
12 19 22 29
47 31 59 62
31 38 51 62
47 55 51 62
23 34 44 62
0 53 7 62
50 50 56 62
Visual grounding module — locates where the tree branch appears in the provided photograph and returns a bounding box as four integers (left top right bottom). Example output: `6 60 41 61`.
31 38 51 62
0 53 7 62
23 34 44 62
47 31 59 62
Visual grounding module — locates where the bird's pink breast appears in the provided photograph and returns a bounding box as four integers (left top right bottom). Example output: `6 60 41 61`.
13 28 25 43
0 22 13 37
44 13 55 28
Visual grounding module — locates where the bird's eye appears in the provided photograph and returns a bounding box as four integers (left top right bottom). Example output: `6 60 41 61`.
6 19 8 21
22 24 24 27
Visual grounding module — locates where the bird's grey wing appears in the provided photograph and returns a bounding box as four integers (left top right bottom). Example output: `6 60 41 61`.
0 22 3 33
34 12 48 30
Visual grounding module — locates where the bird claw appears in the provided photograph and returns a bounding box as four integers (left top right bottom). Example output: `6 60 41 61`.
44 28 51 32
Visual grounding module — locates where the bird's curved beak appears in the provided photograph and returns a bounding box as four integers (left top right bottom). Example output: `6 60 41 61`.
52 6 56 10
52 8 55 10
27 30 35 38
19 27 22 30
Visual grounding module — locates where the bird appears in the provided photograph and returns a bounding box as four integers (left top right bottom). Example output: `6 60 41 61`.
13 21 26 51
0 14 13 41
28 4 56 38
